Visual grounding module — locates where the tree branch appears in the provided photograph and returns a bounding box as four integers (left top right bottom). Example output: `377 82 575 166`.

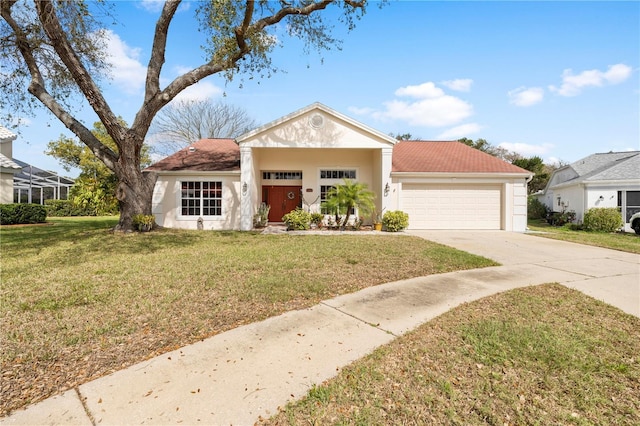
253 0 332 30
234 0 255 54
34 0 124 144
1 1 118 170
139 0 364 139
144 0 181 103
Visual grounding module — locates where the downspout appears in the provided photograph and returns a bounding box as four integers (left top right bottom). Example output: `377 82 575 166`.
581 182 587 224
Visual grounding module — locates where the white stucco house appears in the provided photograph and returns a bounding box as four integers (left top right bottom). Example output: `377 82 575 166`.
146 103 532 231
0 126 22 204
535 151 640 232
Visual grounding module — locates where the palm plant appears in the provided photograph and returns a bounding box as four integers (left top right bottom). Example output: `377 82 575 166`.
322 179 376 230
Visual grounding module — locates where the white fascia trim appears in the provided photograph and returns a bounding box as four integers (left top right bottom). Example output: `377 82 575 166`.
548 178 639 191
153 171 241 177
583 179 640 187
391 172 532 180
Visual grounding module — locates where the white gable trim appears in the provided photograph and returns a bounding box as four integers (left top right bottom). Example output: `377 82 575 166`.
236 102 397 148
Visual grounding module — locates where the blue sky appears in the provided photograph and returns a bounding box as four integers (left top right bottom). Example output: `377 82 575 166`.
8 0 640 177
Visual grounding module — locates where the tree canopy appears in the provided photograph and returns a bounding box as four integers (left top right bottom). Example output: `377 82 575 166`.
46 120 152 214
458 137 563 193
149 100 257 157
1 0 374 231
322 179 375 230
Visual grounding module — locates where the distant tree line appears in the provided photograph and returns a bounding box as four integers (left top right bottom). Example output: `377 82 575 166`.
457 137 563 194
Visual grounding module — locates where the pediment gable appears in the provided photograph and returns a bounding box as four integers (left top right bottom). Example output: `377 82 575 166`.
236 102 396 149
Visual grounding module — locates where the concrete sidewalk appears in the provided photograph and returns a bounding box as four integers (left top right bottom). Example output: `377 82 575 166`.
2 231 638 425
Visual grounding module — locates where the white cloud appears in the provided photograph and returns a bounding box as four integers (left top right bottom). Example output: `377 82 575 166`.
498 142 554 157
173 81 223 103
10 116 32 127
441 79 473 92
548 63 632 97
138 0 191 13
138 0 164 13
437 123 483 139
545 156 564 167
373 82 473 127
508 86 544 107
395 82 445 99
103 30 147 94
381 97 473 127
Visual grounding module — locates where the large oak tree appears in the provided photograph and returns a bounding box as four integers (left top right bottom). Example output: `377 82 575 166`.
1 0 371 231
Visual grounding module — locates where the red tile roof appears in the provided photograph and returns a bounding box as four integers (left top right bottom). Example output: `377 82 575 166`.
146 139 530 175
392 141 530 174
145 138 239 172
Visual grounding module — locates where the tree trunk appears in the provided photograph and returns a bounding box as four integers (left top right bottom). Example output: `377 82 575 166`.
113 134 157 232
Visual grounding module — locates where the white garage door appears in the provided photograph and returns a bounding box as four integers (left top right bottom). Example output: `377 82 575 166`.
401 184 502 230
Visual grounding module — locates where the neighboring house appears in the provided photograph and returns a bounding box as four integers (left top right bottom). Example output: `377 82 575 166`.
535 151 640 232
1 125 75 205
0 126 22 204
146 103 532 231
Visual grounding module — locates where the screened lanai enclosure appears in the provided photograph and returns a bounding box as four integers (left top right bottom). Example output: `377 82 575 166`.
12 159 74 204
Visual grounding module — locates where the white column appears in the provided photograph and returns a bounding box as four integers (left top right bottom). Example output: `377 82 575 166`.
380 147 393 213
240 146 254 231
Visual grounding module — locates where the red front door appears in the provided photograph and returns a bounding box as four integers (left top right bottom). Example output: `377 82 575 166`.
263 186 302 222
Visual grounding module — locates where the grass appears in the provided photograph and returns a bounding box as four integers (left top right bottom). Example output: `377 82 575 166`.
0 217 496 416
261 284 640 425
527 218 640 254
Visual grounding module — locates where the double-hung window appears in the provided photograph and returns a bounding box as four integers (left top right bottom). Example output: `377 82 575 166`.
181 181 222 216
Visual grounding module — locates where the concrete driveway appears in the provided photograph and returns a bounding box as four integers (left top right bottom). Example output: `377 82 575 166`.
408 230 640 317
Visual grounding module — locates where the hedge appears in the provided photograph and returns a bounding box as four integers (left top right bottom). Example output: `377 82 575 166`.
44 199 97 217
0 203 47 225
583 207 623 233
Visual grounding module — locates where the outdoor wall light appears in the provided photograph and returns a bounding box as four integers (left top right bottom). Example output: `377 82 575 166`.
242 182 247 195
598 195 604 201
384 183 390 197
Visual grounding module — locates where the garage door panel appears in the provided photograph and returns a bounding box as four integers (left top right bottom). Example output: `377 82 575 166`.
402 184 502 230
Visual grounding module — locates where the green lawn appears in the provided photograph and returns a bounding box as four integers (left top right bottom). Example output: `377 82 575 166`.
527 218 640 254
262 284 640 425
0 217 495 416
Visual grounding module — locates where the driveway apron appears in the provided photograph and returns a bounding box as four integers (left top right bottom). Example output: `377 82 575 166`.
408 230 639 317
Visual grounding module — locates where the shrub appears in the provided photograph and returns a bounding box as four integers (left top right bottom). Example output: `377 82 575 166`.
282 208 312 230
0 203 47 225
528 196 548 220
132 214 155 232
583 207 623 233
310 212 324 228
546 210 576 226
382 210 409 232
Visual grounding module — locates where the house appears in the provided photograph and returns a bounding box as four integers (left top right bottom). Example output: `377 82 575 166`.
146 103 532 231
535 151 640 232
0 126 22 204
